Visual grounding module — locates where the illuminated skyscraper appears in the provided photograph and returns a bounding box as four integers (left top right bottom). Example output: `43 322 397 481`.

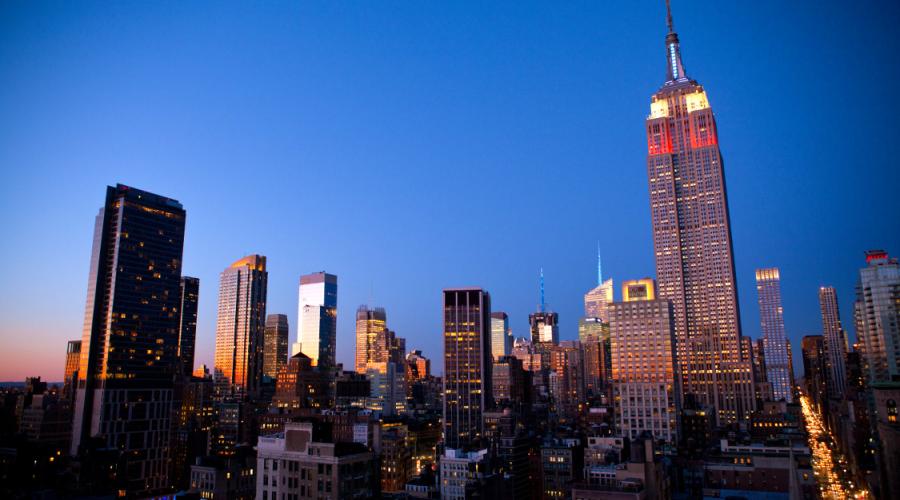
443 288 492 449
355 306 387 372
71 184 186 495
819 286 848 397
609 279 679 444
62 340 81 405
490 311 512 360
213 255 268 398
178 276 200 377
263 314 289 379
529 311 559 345
644 3 753 423
854 250 900 384
292 272 337 367
584 249 613 322
755 268 792 403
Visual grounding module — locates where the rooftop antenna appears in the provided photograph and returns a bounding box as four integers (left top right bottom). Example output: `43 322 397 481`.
666 0 674 33
540 267 545 313
597 242 603 286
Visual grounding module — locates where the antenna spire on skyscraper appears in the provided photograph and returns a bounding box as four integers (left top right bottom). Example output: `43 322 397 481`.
597 242 603 286
666 0 674 33
540 267 545 312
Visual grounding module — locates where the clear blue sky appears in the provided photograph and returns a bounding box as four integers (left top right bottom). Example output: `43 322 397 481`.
1 1 898 380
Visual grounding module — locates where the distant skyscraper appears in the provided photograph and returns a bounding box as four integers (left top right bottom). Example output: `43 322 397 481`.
644 4 753 423
178 276 200 377
214 255 268 398
609 279 680 444
818 286 849 398
71 184 185 495
579 318 611 398
405 350 430 381
584 248 614 322
490 312 512 360
263 314 289 380
854 250 900 384
355 306 387 372
293 272 338 367
443 288 492 449
62 340 81 404
755 268 792 403
801 335 828 410
529 311 559 344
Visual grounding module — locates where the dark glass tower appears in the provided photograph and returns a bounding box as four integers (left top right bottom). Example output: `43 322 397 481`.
71 184 186 495
645 3 754 423
178 276 200 377
443 288 492 450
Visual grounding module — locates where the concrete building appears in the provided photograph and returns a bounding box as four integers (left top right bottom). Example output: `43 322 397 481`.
256 422 377 500
609 279 680 446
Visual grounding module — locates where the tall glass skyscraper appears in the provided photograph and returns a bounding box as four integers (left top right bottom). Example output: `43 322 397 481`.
490 311 511 361
443 288 492 450
854 250 900 384
178 276 200 377
71 184 186 495
293 272 338 367
263 314 289 379
355 305 387 373
645 4 753 423
755 268 793 403
214 255 268 398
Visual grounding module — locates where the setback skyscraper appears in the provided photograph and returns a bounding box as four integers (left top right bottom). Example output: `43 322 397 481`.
178 276 200 377
645 4 753 423
854 250 900 384
755 268 792 403
443 288 492 449
71 184 186 495
213 255 268 398
293 272 338 367
263 314 289 379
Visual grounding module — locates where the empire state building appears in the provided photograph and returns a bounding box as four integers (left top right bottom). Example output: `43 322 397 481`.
645 2 754 424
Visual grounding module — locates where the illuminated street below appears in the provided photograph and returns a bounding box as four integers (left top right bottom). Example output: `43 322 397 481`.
799 394 870 500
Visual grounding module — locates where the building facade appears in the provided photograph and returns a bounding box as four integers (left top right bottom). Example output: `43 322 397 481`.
644 10 753 423
293 271 338 367
213 255 268 398
443 288 492 450
854 250 900 384
71 184 186 495
263 314 289 380
609 279 680 445
178 276 200 377
490 311 512 361
755 268 793 403
819 285 849 398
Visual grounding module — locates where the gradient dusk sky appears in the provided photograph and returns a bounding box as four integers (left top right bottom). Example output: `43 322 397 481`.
1 1 898 381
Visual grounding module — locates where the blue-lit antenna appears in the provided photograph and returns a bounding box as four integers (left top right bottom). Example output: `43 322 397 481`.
540 267 545 312
597 242 603 286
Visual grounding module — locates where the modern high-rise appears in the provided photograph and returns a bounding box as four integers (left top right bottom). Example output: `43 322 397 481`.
609 279 680 445
755 268 792 403
62 340 81 404
854 250 900 384
178 276 200 377
818 286 849 399
71 184 186 495
579 317 611 398
213 255 268 398
263 314 289 380
644 4 753 423
443 288 492 449
490 311 512 360
293 272 337 367
355 306 387 372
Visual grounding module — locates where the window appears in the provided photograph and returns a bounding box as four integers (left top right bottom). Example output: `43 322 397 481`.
887 399 898 423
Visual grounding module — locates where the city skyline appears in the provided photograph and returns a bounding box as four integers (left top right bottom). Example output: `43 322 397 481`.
2 1 900 382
